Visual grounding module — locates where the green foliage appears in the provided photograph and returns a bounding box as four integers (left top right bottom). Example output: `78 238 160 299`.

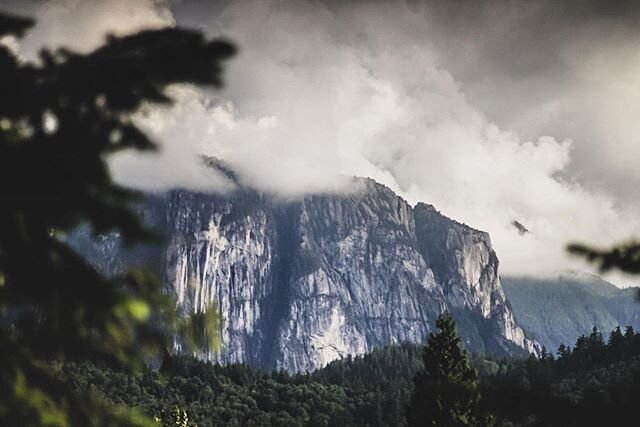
57 344 425 427
178 302 223 354
0 10 234 426
407 313 491 427
482 325 640 426
155 406 196 427
54 323 640 426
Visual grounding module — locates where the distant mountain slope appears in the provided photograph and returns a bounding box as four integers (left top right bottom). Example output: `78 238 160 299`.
502 273 640 351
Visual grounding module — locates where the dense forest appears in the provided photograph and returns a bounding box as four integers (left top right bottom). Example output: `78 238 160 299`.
483 325 640 426
57 345 422 427
56 324 640 426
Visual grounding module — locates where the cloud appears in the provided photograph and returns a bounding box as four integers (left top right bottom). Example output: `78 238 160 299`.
7 0 640 283
1 0 234 192
413 0 640 204
8 0 174 59
110 85 237 192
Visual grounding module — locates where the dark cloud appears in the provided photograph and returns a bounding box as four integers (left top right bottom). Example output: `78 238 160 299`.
339 0 640 204
4 0 640 284
158 0 640 281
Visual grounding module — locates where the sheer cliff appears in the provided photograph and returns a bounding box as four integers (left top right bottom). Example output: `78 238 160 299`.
73 178 538 371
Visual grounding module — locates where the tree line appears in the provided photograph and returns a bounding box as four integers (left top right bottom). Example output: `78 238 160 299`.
52 316 640 426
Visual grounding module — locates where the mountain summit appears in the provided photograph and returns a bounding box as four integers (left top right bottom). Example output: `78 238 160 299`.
73 178 538 371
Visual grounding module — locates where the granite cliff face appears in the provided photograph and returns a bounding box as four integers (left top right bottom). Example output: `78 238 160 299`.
74 178 538 371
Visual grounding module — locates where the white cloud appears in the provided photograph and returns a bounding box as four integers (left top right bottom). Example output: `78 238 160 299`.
0 35 23 60
10 0 640 284
178 0 640 282
110 85 236 192
15 0 174 59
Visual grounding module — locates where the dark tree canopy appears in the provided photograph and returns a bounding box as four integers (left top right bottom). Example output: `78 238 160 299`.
47 322 640 427
0 10 234 426
407 313 490 427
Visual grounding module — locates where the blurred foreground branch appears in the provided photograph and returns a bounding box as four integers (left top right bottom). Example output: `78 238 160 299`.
0 10 234 426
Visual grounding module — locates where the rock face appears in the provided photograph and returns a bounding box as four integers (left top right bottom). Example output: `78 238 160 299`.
73 178 538 371
414 204 535 356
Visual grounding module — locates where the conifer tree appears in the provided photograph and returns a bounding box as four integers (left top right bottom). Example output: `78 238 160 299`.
608 326 625 359
407 313 491 427
0 10 234 426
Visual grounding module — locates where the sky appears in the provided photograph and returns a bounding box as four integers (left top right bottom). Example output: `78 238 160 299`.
3 0 640 285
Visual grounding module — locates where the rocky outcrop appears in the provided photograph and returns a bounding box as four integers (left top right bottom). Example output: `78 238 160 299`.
414 203 537 355
72 178 538 371
271 182 445 371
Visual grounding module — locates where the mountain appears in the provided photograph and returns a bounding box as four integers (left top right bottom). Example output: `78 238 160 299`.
502 273 640 352
71 177 538 371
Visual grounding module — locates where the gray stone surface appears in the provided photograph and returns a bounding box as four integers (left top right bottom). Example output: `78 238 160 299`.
72 177 538 371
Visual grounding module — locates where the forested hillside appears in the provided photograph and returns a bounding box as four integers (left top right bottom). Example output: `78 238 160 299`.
57 323 640 426
482 325 640 426
502 274 640 350
58 345 424 427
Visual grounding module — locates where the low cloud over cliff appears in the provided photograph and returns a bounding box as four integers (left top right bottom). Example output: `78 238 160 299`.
5 0 640 282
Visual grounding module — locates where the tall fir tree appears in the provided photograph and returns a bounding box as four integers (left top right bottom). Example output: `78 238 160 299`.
407 313 490 427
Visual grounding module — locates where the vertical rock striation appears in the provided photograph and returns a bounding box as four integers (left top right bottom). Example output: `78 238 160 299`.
414 203 538 355
272 181 445 372
160 191 277 367
72 178 538 371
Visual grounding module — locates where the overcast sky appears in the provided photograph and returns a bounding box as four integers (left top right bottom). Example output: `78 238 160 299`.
3 0 640 285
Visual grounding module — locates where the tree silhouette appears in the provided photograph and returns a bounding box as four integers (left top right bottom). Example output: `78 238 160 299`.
0 10 234 426
568 241 640 285
407 313 491 427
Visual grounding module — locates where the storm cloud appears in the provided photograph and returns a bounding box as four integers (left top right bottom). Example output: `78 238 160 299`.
4 0 640 284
